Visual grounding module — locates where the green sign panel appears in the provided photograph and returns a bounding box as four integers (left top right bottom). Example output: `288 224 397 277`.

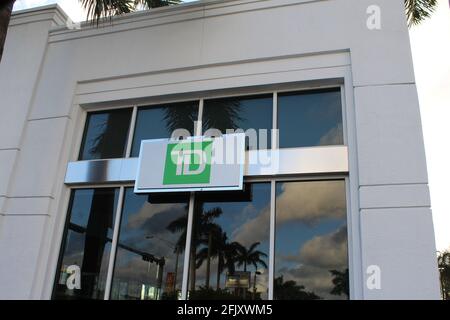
163 140 213 185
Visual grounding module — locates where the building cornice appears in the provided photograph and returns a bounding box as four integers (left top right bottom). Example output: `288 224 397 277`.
10 4 68 27
47 0 326 43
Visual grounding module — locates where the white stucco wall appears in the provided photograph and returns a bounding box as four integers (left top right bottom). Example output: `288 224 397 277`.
0 0 440 299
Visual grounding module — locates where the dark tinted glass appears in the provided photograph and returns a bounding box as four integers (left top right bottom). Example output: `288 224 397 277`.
274 180 349 300
278 89 343 148
79 109 132 160
110 189 190 300
203 95 273 150
53 188 119 300
131 102 198 157
189 183 271 300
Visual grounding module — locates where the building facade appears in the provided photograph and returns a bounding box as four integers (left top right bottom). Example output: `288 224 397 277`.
0 0 441 299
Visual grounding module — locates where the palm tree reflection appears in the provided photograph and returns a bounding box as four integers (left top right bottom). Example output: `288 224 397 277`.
330 268 349 298
274 276 321 300
166 198 268 300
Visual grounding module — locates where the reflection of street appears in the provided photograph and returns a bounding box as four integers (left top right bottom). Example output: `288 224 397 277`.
56 179 350 300
109 190 189 300
146 235 180 295
67 222 167 300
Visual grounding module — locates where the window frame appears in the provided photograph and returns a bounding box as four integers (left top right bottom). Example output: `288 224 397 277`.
129 100 201 157
276 87 346 149
75 84 345 162
54 174 350 300
78 108 134 161
51 186 121 300
272 178 350 300
54 83 355 300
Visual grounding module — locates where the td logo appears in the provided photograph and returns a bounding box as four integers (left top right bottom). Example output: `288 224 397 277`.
163 140 213 185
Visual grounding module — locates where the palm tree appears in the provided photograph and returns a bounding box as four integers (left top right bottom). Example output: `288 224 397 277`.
0 0 14 62
0 1 440 63
438 250 450 300
234 241 267 299
274 276 321 300
167 204 223 291
195 208 223 288
235 242 268 272
195 230 242 290
80 1 181 24
405 0 437 26
213 233 243 290
163 102 199 137
201 98 244 134
329 268 349 298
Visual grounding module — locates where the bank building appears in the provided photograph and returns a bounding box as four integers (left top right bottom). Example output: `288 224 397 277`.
0 0 441 300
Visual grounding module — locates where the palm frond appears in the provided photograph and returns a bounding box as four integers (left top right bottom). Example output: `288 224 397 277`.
166 214 187 232
135 0 182 9
404 0 437 26
203 207 223 221
195 247 209 269
252 258 268 270
80 0 134 24
250 250 267 259
80 0 181 24
248 242 261 253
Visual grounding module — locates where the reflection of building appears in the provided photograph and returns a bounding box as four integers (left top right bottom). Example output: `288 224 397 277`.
225 272 250 289
0 0 441 300
165 272 175 293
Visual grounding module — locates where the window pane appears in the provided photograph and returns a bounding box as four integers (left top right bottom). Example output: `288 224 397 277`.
111 189 190 300
79 109 132 160
275 180 349 300
53 188 119 300
131 102 198 157
278 89 343 148
203 95 273 150
189 183 271 300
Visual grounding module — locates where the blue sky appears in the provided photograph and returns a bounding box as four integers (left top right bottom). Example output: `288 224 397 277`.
12 0 450 252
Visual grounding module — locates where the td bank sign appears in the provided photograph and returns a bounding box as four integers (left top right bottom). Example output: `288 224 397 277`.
135 134 245 193
163 140 213 185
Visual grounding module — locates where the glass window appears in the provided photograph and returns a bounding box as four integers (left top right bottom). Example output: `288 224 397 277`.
110 189 190 300
278 88 344 148
53 188 119 300
131 102 199 157
188 183 271 300
203 95 273 150
79 109 132 160
274 180 349 300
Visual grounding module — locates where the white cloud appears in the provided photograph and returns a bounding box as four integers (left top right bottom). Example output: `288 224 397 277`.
275 180 347 225
318 123 344 146
281 264 345 300
126 202 185 230
231 207 269 247
233 180 346 246
298 226 348 269
277 226 348 299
